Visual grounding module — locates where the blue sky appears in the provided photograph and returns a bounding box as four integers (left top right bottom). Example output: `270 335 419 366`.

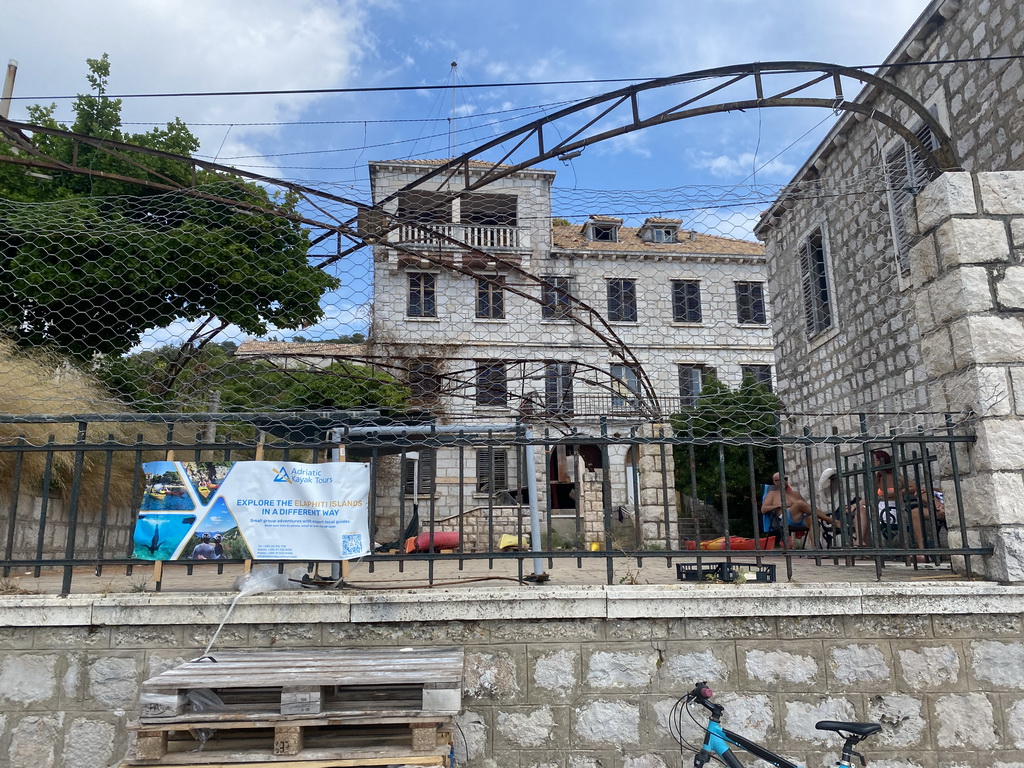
2 0 932 341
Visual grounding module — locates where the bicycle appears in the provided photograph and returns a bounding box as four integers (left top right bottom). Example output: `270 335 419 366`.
673 682 882 768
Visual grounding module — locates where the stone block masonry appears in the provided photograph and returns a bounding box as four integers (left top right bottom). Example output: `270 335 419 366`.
2 583 1024 766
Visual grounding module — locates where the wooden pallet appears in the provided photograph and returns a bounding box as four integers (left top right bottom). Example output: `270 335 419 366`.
126 647 463 765
126 718 452 764
119 752 449 768
140 647 464 722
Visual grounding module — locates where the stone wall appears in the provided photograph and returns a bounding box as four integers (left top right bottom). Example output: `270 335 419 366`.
756 0 1024 431
909 171 1024 581
1 493 133 562
3 584 1024 767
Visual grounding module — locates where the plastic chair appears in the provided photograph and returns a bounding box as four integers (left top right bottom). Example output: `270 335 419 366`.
760 484 810 549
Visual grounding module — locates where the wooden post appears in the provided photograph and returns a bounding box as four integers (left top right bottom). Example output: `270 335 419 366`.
153 448 176 592
245 435 265 574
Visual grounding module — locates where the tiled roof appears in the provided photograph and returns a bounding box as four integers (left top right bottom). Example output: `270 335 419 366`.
642 217 683 226
370 158 545 172
552 223 764 256
236 341 368 357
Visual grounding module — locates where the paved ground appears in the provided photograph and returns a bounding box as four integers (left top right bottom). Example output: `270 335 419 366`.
0 552 968 596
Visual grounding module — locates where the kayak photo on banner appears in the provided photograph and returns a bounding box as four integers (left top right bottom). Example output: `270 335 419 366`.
132 460 371 561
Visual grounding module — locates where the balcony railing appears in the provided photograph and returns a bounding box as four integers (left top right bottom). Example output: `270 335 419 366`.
394 223 522 249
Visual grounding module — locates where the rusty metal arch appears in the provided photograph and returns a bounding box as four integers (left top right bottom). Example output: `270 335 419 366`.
370 61 958 209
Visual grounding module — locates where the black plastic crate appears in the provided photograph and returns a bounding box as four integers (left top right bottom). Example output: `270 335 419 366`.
676 561 776 583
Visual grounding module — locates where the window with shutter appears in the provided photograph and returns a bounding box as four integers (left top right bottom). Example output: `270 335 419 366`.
402 448 436 495
476 448 508 493
885 122 939 276
798 227 832 337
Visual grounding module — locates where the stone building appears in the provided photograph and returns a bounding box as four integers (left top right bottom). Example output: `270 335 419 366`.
754 0 1024 579
275 159 775 551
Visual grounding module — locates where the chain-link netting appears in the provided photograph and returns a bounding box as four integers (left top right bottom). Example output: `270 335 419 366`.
0 162 977 446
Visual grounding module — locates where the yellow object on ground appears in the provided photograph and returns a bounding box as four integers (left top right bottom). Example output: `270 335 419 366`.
499 534 529 550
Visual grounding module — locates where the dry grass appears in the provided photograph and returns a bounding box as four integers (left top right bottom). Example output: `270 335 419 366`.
0 576 38 595
0 339 166 513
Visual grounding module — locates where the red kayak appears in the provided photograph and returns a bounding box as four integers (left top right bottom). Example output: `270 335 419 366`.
405 531 461 553
685 535 776 551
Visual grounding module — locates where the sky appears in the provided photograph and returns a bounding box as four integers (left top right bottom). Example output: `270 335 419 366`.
0 0 934 341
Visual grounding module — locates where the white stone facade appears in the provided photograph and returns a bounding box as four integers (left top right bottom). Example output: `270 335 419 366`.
368 160 774 550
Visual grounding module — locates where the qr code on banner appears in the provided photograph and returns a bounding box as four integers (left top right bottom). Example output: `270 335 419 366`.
341 534 364 557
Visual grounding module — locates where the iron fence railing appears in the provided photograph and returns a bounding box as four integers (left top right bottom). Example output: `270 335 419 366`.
0 412 987 593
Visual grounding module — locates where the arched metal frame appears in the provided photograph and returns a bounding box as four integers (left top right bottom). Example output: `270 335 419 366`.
0 61 958 420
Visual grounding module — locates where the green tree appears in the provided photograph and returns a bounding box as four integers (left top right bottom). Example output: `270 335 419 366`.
671 375 781 536
95 342 409 414
0 54 338 361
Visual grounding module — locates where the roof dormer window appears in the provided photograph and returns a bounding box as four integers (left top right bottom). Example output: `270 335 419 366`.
585 216 622 242
640 217 681 243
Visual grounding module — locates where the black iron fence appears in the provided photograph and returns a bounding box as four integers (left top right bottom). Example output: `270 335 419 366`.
0 412 988 593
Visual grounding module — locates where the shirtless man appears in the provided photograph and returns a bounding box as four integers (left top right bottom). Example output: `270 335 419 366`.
761 472 837 532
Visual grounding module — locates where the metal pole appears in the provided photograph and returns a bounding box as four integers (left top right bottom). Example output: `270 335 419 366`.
523 427 546 579
1 60 17 119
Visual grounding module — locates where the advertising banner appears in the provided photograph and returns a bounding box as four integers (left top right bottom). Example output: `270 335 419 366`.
132 460 371 561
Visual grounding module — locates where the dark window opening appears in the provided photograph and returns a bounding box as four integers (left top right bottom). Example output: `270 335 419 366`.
409 359 441 402
678 364 713 408
476 362 508 407
408 273 437 318
672 280 702 323
607 278 638 322
740 364 773 391
590 224 618 242
461 193 518 227
397 190 451 224
541 277 573 320
735 281 766 325
799 228 832 337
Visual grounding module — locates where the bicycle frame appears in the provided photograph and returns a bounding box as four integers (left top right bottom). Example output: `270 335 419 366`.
684 682 875 768
697 719 800 768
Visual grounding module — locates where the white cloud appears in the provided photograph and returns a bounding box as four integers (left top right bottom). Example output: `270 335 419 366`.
2 0 371 154
691 151 797 180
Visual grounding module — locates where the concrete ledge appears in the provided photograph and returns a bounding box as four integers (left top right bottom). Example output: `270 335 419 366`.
3 582 1024 627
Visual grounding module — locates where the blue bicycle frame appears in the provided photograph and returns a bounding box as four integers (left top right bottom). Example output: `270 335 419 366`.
698 719 800 768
